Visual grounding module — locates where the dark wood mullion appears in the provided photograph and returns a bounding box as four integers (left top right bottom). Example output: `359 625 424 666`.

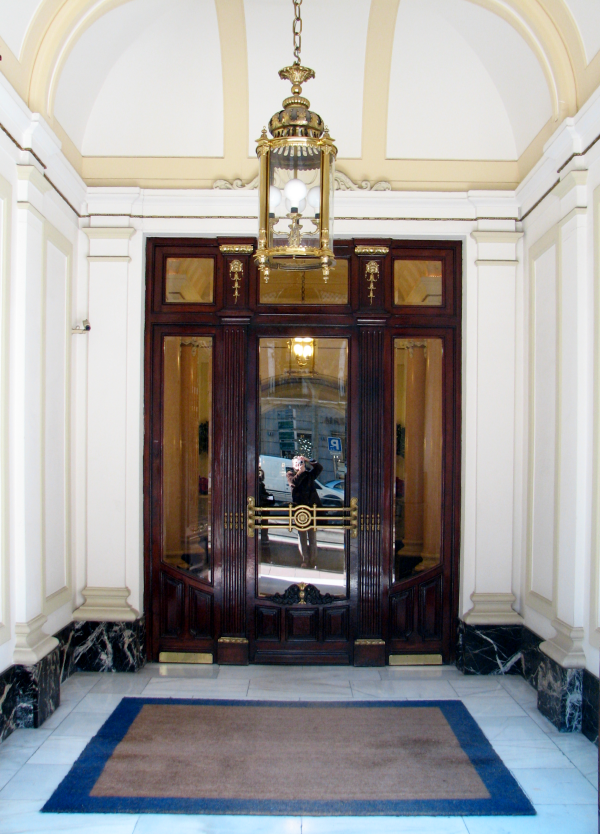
355 324 385 665
218 321 250 663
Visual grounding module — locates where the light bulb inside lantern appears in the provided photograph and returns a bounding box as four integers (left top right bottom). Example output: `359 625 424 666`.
307 186 320 210
285 198 306 214
283 178 308 210
269 186 282 209
303 344 313 358
293 343 303 357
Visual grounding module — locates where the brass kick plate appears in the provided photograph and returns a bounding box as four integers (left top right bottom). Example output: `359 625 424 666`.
389 654 443 666
158 652 213 664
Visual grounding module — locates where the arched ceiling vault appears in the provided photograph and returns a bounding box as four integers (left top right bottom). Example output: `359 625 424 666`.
0 0 597 190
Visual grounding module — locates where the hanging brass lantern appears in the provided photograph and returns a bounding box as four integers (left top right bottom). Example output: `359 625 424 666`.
255 0 337 284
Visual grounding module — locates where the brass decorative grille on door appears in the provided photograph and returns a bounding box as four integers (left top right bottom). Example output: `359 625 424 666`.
247 498 358 537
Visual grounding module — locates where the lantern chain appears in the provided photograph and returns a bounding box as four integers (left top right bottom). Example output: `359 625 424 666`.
293 0 302 65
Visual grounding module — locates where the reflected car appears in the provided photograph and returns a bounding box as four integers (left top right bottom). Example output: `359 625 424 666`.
324 479 345 492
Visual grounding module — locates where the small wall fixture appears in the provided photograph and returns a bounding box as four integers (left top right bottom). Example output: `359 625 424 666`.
72 319 91 334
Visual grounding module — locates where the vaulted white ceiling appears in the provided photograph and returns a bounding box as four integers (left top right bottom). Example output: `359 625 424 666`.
0 0 598 189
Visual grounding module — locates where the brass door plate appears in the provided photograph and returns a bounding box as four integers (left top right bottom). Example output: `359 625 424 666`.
158 652 213 664
389 654 443 666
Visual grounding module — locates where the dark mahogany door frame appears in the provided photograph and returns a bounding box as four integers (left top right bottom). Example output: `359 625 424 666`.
144 237 462 666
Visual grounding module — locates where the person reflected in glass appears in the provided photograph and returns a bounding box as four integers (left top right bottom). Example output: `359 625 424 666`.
286 455 323 569
258 467 274 564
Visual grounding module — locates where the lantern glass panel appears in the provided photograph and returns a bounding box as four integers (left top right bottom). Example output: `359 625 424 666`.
268 144 322 251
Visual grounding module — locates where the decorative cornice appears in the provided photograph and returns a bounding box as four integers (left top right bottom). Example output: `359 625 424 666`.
355 245 389 255
212 170 392 192
219 244 254 254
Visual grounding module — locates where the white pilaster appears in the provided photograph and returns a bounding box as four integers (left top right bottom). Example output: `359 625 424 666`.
11 169 58 662
74 227 139 622
463 227 523 625
539 170 590 668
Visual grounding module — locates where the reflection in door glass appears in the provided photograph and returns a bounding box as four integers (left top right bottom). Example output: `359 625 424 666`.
162 337 212 581
394 339 443 582
258 338 348 599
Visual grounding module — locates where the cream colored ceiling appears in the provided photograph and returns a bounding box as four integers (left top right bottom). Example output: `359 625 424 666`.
0 0 598 190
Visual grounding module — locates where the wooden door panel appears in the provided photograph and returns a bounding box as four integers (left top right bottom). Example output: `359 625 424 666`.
419 575 443 641
323 607 349 641
189 587 213 639
389 589 414 641
255 606 281 641
160 572 184 637
145 238 461 665
285 608 319 641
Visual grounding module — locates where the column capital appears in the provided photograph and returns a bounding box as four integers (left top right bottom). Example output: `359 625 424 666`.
83 226 136 259
470 230 523 265
555 170 588 221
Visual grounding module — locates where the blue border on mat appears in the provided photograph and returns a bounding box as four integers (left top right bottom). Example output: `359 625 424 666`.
42 698 535 817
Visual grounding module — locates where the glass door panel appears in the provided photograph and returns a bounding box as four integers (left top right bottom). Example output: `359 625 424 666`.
394 338 443 582
162 336 212 581
257 337 348 599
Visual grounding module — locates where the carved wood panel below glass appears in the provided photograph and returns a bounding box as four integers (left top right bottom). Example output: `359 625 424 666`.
259 259 348 305
394 260 442 306
162 337 212 582
165 258 214 303
257 337 348 600
394 338 442 582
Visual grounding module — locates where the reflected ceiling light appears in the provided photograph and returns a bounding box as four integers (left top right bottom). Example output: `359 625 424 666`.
255 0 337 284
291 337 314 367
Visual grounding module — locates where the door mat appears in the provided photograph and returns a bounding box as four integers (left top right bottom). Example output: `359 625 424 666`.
43 698 535 816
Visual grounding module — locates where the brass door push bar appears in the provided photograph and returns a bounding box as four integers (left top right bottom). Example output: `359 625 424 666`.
247 497 358 538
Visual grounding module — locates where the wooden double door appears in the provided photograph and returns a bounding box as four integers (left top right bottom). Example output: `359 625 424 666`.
145 237 461 665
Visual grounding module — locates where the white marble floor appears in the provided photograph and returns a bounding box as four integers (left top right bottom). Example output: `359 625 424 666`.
0 664 597 834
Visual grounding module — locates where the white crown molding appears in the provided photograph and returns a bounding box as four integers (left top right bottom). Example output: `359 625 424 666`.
13 614 59 666
72 587 139 622
518 84 600 222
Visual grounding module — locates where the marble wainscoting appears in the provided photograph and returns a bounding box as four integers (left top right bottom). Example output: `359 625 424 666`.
537 655 583 733
0 648 61 742
582 669 599 744
457 621 598 741
55 619 146 679
455 621 523 675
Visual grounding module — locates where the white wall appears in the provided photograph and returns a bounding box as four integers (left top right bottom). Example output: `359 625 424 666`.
517 85 600 673
0 65 599 680
0 73 83 672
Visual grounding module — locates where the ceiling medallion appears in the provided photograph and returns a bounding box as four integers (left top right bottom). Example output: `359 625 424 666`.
254 0 337 284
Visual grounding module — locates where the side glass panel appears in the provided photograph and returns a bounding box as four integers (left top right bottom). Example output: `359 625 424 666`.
394 260 442 306
394 338 442 582
162 337 212 581
257 337 348 598
165 258 214 303
259 260 348 305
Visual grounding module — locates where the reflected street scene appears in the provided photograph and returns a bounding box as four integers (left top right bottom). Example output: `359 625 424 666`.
257 338 349 598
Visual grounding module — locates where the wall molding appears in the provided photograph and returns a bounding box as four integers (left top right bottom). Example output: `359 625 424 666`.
540 617 586 668
0 175 11 647
72 587 138 622
13 614 59 665
462 593 523 625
